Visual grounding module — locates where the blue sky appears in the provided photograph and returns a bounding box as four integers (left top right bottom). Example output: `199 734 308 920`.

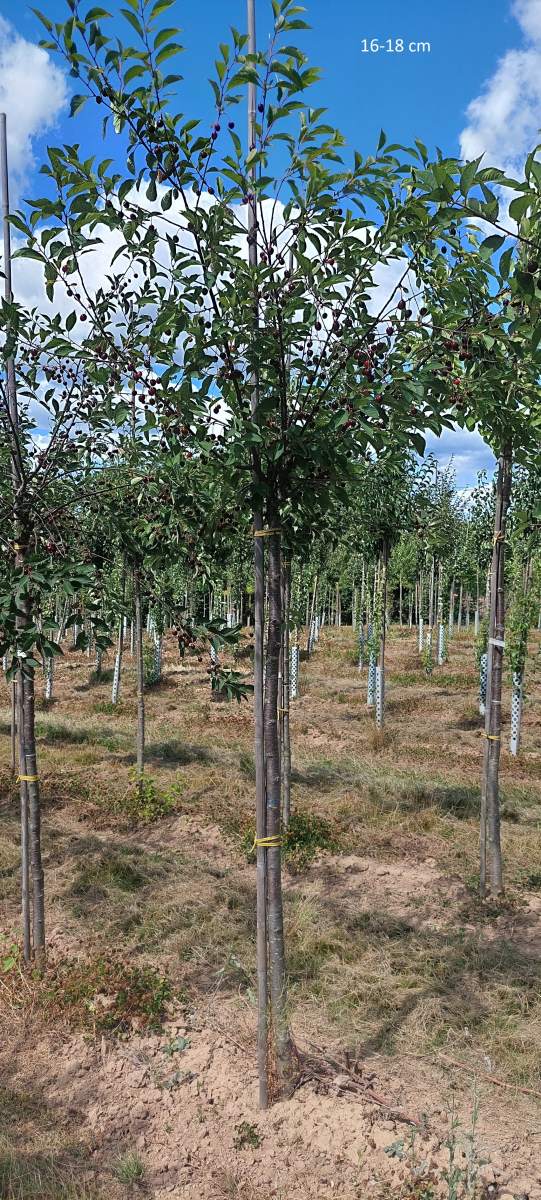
1 0 540 484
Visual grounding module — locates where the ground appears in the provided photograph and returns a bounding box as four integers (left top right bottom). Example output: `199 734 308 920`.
1 622 541 1199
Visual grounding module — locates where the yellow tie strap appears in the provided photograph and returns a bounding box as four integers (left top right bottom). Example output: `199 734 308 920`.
253 528 282 538
278 707 289 714
493 532 504 545
251 834 284 851
484 734 500 742
17 774 39 782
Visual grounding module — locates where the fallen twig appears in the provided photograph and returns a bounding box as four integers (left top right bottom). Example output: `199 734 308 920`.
438 1053 541 1101
301 1042 420 1126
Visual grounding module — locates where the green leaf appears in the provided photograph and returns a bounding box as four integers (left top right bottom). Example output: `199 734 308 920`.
480 234 505 252
69 94 88 117
84 7 112 18
156 42 183 66
121 7 143 34
150 0 176 18
459 157 481 197
509 193 530 222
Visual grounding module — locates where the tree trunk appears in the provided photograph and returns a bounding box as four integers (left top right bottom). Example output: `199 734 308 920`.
10 675 17 774
480 447 512 898
2 115 33 964
17 682 31 963
281 560 292 830
134 565 145 794
376 547 388 729
265 530 296 1095
22 665 45 966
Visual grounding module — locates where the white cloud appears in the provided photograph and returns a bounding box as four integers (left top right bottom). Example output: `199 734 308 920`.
0 16 68 200
425 428 496 489
460 0 541 175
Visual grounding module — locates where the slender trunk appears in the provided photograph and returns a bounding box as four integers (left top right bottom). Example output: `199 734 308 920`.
399 575 403 627
376 547 388 729
17 682 30 963
22 663 45 966
480 447 512 898
246 0 269 1108
265 531 295 1094
134 566 145 793
10 676 17 774
307 573 318 654
281 560 292 829
2 114 33 963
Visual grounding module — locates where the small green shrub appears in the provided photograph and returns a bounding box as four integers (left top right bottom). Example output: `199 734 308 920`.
39 955 173 1033
115 775 176 824
233 1121 261 1151
242 810 337 872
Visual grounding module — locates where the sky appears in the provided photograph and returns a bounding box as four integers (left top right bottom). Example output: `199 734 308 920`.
1 0 540 485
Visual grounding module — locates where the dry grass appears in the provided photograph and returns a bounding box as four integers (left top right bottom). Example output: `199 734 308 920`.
0 1086 110 1200
1 625 541 1100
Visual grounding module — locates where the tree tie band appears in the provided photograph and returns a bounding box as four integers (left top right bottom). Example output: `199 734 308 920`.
251 834 284 850
253 528 281 538
17 774 39 782
484 734 500 741
493 532 504 544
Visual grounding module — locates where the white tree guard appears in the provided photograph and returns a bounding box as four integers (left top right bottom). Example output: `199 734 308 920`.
437 623 446 666
290 644 299 700
418 617 424 652
210 645 218 666
153 636 162 682
315 614 320 643
44 657 53 701
479 652 487 717
111 653 122 704
375 664 384 728
509 671 524 756
95 647 102 677
358 621 365 671
2 654 7 673
367 652 376 707
308 619 316 655
72 622 80 648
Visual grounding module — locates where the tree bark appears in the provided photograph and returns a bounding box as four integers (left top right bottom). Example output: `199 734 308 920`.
22 662 45 966
281 560 292 829
265 530 296 1095
2 114 34 963
134 565 145 793
480 446 512 898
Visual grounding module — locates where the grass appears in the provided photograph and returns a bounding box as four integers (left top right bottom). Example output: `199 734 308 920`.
0 1088 103 1200
112 1153 145 1186
0 1149 101 1200
1 951 174 1035
1 624 541 1111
